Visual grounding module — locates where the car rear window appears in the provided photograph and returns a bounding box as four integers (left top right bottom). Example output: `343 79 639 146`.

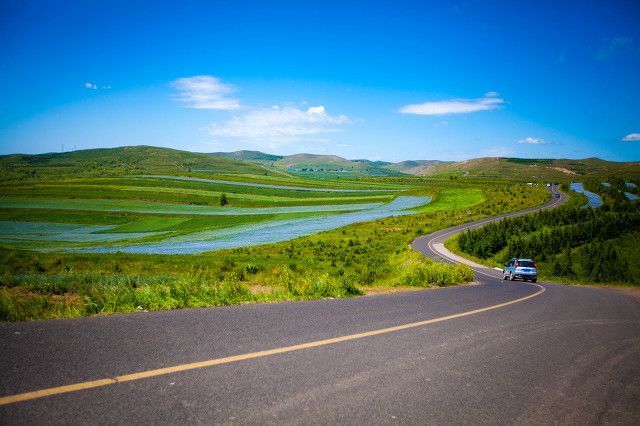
518 260 535 268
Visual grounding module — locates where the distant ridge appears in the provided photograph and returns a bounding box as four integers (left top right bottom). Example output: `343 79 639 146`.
211 150 447 177
2 146 637 180
212 150 283 162
0 145 277 179
420 157 640 179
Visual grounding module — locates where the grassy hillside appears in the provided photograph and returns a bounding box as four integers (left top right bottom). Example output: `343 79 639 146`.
272 154 403 177
212 150 284 164
211 150 456 177
422 157 640 180
382 160 448 175
351 159 392 167
212 151 433 177
0 146 277 182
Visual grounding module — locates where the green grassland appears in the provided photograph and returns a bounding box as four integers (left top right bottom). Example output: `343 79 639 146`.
0 145 575 321
0 177 550 320
413 188 485 212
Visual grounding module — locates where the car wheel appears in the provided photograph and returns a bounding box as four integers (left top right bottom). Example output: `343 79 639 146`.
503 272 508 280
531 279 537 283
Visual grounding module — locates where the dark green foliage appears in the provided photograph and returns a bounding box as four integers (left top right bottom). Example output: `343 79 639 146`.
576 240 628 282
220 192 229 206
504 158 554 165
458 199 639 284
458 205 640 261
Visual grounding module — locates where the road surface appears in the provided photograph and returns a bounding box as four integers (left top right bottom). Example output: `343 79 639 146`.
1 187 638 424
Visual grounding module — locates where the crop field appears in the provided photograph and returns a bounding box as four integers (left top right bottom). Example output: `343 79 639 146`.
0 159 552 320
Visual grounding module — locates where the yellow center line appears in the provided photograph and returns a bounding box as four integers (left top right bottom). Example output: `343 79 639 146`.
0 284 545 406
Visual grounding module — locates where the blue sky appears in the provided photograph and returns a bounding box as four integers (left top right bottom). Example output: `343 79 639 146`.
1 0 639 162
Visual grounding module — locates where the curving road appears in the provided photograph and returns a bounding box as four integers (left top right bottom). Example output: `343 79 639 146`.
1 187 639 424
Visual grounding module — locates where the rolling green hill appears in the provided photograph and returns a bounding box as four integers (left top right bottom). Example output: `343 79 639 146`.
382 160 449 175
273 154 404 177
213 151 406 177
0 146 277 182
212 151 447 177
4 146 638 183
212 150 284 164
421 157 640 180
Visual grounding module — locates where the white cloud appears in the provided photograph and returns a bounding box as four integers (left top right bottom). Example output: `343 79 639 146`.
596 37 634 60
622 133 640 142
519 137 546 144
171 75 240 110
206 105 348 147
398 93 504 116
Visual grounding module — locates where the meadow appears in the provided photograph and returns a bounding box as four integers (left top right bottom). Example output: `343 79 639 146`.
0 157 551 320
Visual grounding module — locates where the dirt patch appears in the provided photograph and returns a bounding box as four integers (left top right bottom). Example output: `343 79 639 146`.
248 285 274 295
549 166 577 175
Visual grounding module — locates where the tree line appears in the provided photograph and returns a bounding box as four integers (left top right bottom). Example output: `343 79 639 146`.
458 205 639 262
457 202 639 283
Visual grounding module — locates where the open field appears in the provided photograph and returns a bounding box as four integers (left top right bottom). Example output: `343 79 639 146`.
0 149 553 320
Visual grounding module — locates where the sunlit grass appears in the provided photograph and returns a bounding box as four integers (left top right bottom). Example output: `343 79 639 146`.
0 181 550 320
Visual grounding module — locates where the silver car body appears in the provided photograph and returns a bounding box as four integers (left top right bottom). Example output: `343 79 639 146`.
503 258 537 282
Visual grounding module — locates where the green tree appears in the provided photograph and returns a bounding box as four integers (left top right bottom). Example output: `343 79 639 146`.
220 192 228 206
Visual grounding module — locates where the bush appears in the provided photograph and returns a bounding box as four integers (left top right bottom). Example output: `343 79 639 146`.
395 252 474 287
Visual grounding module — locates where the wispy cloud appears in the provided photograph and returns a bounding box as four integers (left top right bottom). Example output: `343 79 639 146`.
85 82 111 90
206 105 348 147
622 133 640 142
595 37 635 60
171 75 240 110
398 92 504 116
519 136 546 144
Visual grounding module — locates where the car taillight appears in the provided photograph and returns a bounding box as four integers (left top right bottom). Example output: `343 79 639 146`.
532 260 537 268
515 261 519 267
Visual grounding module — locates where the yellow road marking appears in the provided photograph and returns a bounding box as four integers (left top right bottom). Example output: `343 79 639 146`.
0 284 544 406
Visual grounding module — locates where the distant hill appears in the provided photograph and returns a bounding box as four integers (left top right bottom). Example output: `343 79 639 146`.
4 146 636 182
212 150 283 163
352 159 392 167
211 150 448 177
382 160 449 175
273 154 402 177
421 157 640 179
0 145 277 181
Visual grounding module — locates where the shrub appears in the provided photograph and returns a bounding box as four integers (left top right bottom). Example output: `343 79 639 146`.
395 252 474 287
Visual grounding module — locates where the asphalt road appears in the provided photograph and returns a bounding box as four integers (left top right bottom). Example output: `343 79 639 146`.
1 187 639 424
